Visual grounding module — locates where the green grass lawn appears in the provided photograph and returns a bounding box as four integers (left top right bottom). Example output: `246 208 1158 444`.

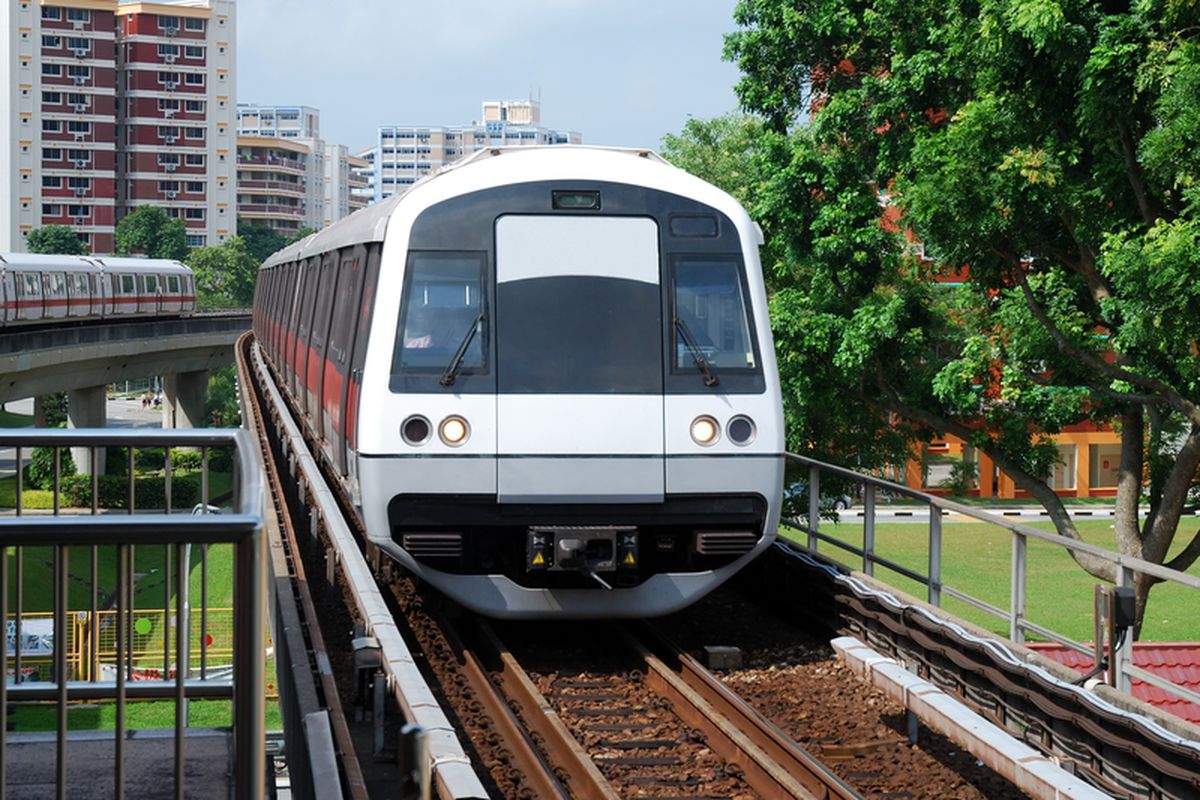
0 407 33 428
787 518 1200 643
10 698 283 732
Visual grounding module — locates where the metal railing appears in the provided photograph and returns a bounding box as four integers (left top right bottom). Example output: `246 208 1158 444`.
786 452 1200 708
0 428 264 799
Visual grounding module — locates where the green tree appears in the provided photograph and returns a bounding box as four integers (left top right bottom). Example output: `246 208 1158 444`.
205 365 241 427
286 226 316 246
187 236 258 309
115 206 188 261
237 217 288 265
723 0 1200 632
26 225 87 255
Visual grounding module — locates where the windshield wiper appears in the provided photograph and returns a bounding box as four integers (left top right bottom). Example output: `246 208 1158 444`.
439 311 484 387
673 317 719 387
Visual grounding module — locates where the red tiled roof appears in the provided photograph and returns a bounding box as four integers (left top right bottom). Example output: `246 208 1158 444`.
1027 642 1200 725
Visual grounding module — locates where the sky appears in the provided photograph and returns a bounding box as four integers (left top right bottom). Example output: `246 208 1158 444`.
236 0 745 153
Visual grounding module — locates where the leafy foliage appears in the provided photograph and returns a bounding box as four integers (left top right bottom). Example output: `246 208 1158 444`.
205 365 241 428
26 225 87 255
23 447 76 490
187 236 258 308
237 217 288 265
114 206 188 261
714 0 1200 629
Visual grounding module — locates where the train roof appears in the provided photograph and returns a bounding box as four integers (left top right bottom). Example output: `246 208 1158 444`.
260 145 747 270
89 257 190 274
0 253 99 271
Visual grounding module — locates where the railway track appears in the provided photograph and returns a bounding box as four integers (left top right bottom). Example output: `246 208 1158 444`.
239 333 1063 798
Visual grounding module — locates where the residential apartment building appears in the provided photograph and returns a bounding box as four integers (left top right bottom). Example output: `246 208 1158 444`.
0 0 235 254
235 134 320 236
371 98 581 202
235 103 318 140
322 142 368 226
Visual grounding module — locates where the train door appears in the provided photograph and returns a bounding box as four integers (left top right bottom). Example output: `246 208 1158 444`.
15 272 44 322
322 246 366 475
0 270 8 328
344 244 381 502
493 215 666 502
294 256 321 414
308 251 340 440
44 272 68 321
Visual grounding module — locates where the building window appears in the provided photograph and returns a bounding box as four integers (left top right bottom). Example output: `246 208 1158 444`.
186 234 206 247
42 63 62 77
42 7 61 20
42 35 61 48
1089 444 1122 489
184 208 204 220
67 149 89 162
184 18 205 32
159 15 180 30
185 100 205 113
66 37 89 52
67 64 89 78
185 153 205 166
43 204 62 216
184 45 204 59
184 73 204 86
159 98 180 111
186 181 204 192
67 176 90 189
186 127 205 139
68 205 88 218
158 44 180 58
158 180 180 192
43 147 62 160
158 154 180 166
42 119 62 132
67 8 90 22
43 175 62 188
68 120 90 133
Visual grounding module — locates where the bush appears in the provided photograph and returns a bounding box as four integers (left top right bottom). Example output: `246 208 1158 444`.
61 473 201 510
208 447 233 472
22 447 76 490
134 447 166 471
940 460 979 496
170 449 204 471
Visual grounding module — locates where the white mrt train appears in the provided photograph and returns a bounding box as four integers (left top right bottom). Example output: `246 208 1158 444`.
253 146 784 619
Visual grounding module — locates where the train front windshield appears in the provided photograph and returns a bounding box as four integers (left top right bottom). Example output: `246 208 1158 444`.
396 253 486 372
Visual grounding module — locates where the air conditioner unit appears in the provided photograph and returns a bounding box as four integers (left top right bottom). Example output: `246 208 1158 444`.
72 103 87 112
74 159 88 168
164 110 175 117
165 83 176 92
73 21 84 30
165 191 177 199
74 133 84 141
73 76 86 85
75 188 87 197
164 135 177 144
163 26 178 36
164 164 176 172
73 49 87 58
165 54 176 63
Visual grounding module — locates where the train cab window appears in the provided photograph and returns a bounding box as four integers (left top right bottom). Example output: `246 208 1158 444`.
671 257 756 370
168 275 179 293
396 252 486 372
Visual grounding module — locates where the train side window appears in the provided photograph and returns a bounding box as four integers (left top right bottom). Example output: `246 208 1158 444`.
328 248 364 367
47 272 66 295
121 275 135 294
168 275 179 293
20 273 40 295
145 274 158 292
73 273 88 294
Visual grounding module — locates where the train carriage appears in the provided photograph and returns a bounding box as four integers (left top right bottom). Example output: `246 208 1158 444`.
0 253 195 328
253 146 785 619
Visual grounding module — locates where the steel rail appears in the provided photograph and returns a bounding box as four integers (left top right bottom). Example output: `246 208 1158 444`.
635 622 862 800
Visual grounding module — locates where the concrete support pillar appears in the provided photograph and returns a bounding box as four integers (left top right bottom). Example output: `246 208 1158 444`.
1076 443 1091 498
67 386 107 476
33 395 50 428
162 371 208 430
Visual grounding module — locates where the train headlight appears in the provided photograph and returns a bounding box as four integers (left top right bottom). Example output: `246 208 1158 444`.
439 415 470 446
690 415 720 446
401 415 431 446
727 415 756 445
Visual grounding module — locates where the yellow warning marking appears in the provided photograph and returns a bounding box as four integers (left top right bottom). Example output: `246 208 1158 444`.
623 552 636 565
532 552 545 566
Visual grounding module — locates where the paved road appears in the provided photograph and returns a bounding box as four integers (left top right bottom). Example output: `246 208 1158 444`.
0 395 164 479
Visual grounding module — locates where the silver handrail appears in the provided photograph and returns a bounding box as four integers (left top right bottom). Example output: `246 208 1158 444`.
784 451 1200 704
0 428 264 799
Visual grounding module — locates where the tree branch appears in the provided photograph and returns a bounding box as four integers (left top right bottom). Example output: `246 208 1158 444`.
1163 528 1200 574
1116 119 1166 226
1013 266 1200 427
